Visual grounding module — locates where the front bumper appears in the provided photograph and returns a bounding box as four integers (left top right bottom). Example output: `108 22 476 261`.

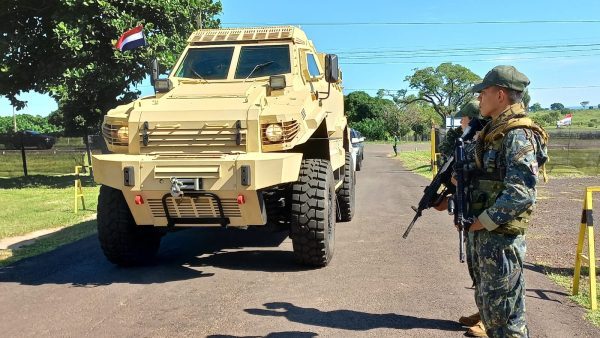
92 152 302 226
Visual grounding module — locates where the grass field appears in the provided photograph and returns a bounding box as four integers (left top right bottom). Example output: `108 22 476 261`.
532 108 600 130
398 149 599 178
0 151 88 177
0 175 99 239
0 175 99 266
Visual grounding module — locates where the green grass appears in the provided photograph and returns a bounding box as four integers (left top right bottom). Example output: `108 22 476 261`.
0 175 99 239
546 148 600 176
396 150 434 179
0 151 87 177
396 148 600 178
0 175 99 265
539 264 600 327
532 108 600 130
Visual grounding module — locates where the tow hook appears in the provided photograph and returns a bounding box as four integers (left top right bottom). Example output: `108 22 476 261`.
170 178 184 198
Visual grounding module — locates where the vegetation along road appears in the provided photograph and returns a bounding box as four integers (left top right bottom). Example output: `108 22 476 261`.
0 144 598 337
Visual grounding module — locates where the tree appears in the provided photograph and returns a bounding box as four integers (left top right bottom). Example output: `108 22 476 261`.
402 63 481 126
1 0 222 135
344 91 394 123
0 114 63 134
550 102 565 111
529 103 543 112
581 101 590 109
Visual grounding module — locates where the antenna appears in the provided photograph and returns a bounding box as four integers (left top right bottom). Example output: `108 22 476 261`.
196 13 203 29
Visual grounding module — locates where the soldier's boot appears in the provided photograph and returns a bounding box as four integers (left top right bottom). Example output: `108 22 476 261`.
465 321 487 337
458 312 480 327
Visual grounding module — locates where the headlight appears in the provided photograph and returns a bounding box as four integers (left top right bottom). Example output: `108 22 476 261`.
102 123 129 146
116 127 129 143
264 124 283 142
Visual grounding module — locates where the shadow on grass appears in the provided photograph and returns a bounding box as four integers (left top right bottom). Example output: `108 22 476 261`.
243 302 463 332
0 174 95 189
0 224 303 287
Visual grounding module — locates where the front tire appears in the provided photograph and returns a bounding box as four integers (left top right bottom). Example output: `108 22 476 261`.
337 151 355 222
97 185 162 266
290 159 336 267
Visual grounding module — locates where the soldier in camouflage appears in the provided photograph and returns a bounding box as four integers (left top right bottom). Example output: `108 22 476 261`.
468 65 549 338
436 100 489 337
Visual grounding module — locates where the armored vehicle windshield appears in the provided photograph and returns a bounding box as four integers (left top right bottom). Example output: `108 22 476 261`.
174 44 291 81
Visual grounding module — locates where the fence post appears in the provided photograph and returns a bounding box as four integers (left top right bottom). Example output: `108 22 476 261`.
20 131 28 177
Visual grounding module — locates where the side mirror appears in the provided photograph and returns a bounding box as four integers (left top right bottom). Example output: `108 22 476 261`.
351 137 360 144
360 137 365 142
150 59 159 86
324 54 339 83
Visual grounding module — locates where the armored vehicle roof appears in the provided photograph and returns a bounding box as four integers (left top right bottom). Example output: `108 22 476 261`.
188 26 308 45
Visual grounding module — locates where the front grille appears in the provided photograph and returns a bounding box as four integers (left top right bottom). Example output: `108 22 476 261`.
261 120 300 145
102 124 128 146
148 197 241 219
140 123 247 154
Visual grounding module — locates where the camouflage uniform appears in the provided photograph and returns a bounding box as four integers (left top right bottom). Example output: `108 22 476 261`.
469 66 549 338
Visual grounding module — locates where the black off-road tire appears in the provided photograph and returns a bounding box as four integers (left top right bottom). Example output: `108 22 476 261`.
290 159 336 267
97 185 163 266
337 151 355 222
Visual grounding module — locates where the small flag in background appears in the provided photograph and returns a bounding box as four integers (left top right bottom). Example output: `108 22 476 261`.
115 25 146 52
557 113 573 127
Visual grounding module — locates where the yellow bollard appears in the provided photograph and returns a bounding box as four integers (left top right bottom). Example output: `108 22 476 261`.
430 124 438 176
572 186 600 310
74 165 86 213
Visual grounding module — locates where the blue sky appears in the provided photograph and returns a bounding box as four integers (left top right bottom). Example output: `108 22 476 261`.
2 0 600 117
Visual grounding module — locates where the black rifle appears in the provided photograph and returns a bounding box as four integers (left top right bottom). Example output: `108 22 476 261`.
402 118 485 245
452 137 473 263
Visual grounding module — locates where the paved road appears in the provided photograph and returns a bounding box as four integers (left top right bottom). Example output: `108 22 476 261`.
1 144 598 337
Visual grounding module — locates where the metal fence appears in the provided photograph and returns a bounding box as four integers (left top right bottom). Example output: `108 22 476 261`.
0 135 105 177
545 130 600 176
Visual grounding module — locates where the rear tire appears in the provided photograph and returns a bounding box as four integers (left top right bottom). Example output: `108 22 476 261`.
290 159 336 267
97 185 162 266
337 151 355 222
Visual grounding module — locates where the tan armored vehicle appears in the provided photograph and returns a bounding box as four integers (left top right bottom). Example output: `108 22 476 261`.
93 26 355 267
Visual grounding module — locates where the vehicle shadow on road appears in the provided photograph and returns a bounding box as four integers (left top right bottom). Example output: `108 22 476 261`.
244 302 463 332
208 332 317 338
160 226 305 273
0 226 300 286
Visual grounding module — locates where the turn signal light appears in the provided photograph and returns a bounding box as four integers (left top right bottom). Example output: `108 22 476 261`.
134 195 144 205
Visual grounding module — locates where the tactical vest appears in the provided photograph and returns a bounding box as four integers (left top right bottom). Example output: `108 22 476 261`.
469 104 549 235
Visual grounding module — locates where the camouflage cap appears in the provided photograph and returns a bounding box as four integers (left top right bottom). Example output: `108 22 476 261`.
471 65 530 93
455 100 480 118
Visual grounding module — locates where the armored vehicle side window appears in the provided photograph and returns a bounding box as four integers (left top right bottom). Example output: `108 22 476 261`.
235 45 291 79
175 47 234 80
306 53 321 77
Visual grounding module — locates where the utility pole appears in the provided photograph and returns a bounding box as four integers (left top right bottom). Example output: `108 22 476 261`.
12 105 17 132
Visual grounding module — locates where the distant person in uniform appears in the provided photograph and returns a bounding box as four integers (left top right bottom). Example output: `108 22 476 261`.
393 135 399 156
